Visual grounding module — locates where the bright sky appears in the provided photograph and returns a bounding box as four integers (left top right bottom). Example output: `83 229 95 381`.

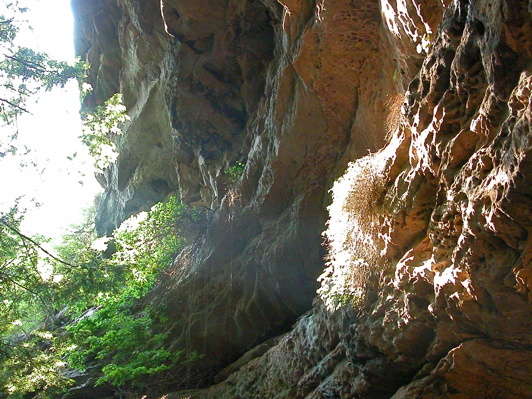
0 0 101 242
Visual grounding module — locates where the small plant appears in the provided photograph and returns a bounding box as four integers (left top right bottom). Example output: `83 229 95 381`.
318 258 369 311
225 161 245 183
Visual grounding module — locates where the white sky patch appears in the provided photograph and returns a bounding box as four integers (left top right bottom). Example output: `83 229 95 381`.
0 0 101 242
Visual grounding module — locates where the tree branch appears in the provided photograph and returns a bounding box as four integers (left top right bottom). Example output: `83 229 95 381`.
0 219 80 269
0 270 53 315
0 97 29 114
0 270 40 295
0 258 16 273
20 233 56 304
3 53 47 73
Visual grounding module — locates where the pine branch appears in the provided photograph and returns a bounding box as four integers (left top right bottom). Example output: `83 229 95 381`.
0 258 15 273
0 270 53 314
0 219 80 269
3 53 47 73
0 97 29 114
0 270 39 295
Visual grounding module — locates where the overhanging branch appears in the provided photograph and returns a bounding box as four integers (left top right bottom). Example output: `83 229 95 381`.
0 97 29 114
0 219 80 269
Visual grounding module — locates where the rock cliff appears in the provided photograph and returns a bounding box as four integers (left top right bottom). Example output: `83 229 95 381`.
72 0 531 397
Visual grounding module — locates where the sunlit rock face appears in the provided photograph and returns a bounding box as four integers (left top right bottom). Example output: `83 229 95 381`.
74 0 531 396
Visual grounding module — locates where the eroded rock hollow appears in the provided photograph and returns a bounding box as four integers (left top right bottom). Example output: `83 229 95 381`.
73 0 531 397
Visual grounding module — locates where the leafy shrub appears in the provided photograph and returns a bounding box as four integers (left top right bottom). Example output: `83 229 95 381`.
54 196 187 311
0 331 73 399
0 196 196 396
66 302 183 387
80 93 129 170
0 207 73 398
61 196 195 388
111 195 185 297
52 208 128 315
225 161 245 183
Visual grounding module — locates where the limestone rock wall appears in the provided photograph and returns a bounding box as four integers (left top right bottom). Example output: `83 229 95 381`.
73 0 531 396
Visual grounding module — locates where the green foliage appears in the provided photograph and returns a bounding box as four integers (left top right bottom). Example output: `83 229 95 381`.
0 208 54 332
225 161 245 183
1 47 85 90
0 6 192 394
0 196 195 396
111 195 185 297
61 196 190 388
67 303 183 387
0 12 19 44
52 208 128 315
0 3 191 396
0 207 75 398
317 258 369 311
0 2 87 153
80 93 130 170
0 42 86 124
0 332 73 399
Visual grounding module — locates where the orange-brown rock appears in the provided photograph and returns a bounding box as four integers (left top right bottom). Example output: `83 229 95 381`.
73 0 531 396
